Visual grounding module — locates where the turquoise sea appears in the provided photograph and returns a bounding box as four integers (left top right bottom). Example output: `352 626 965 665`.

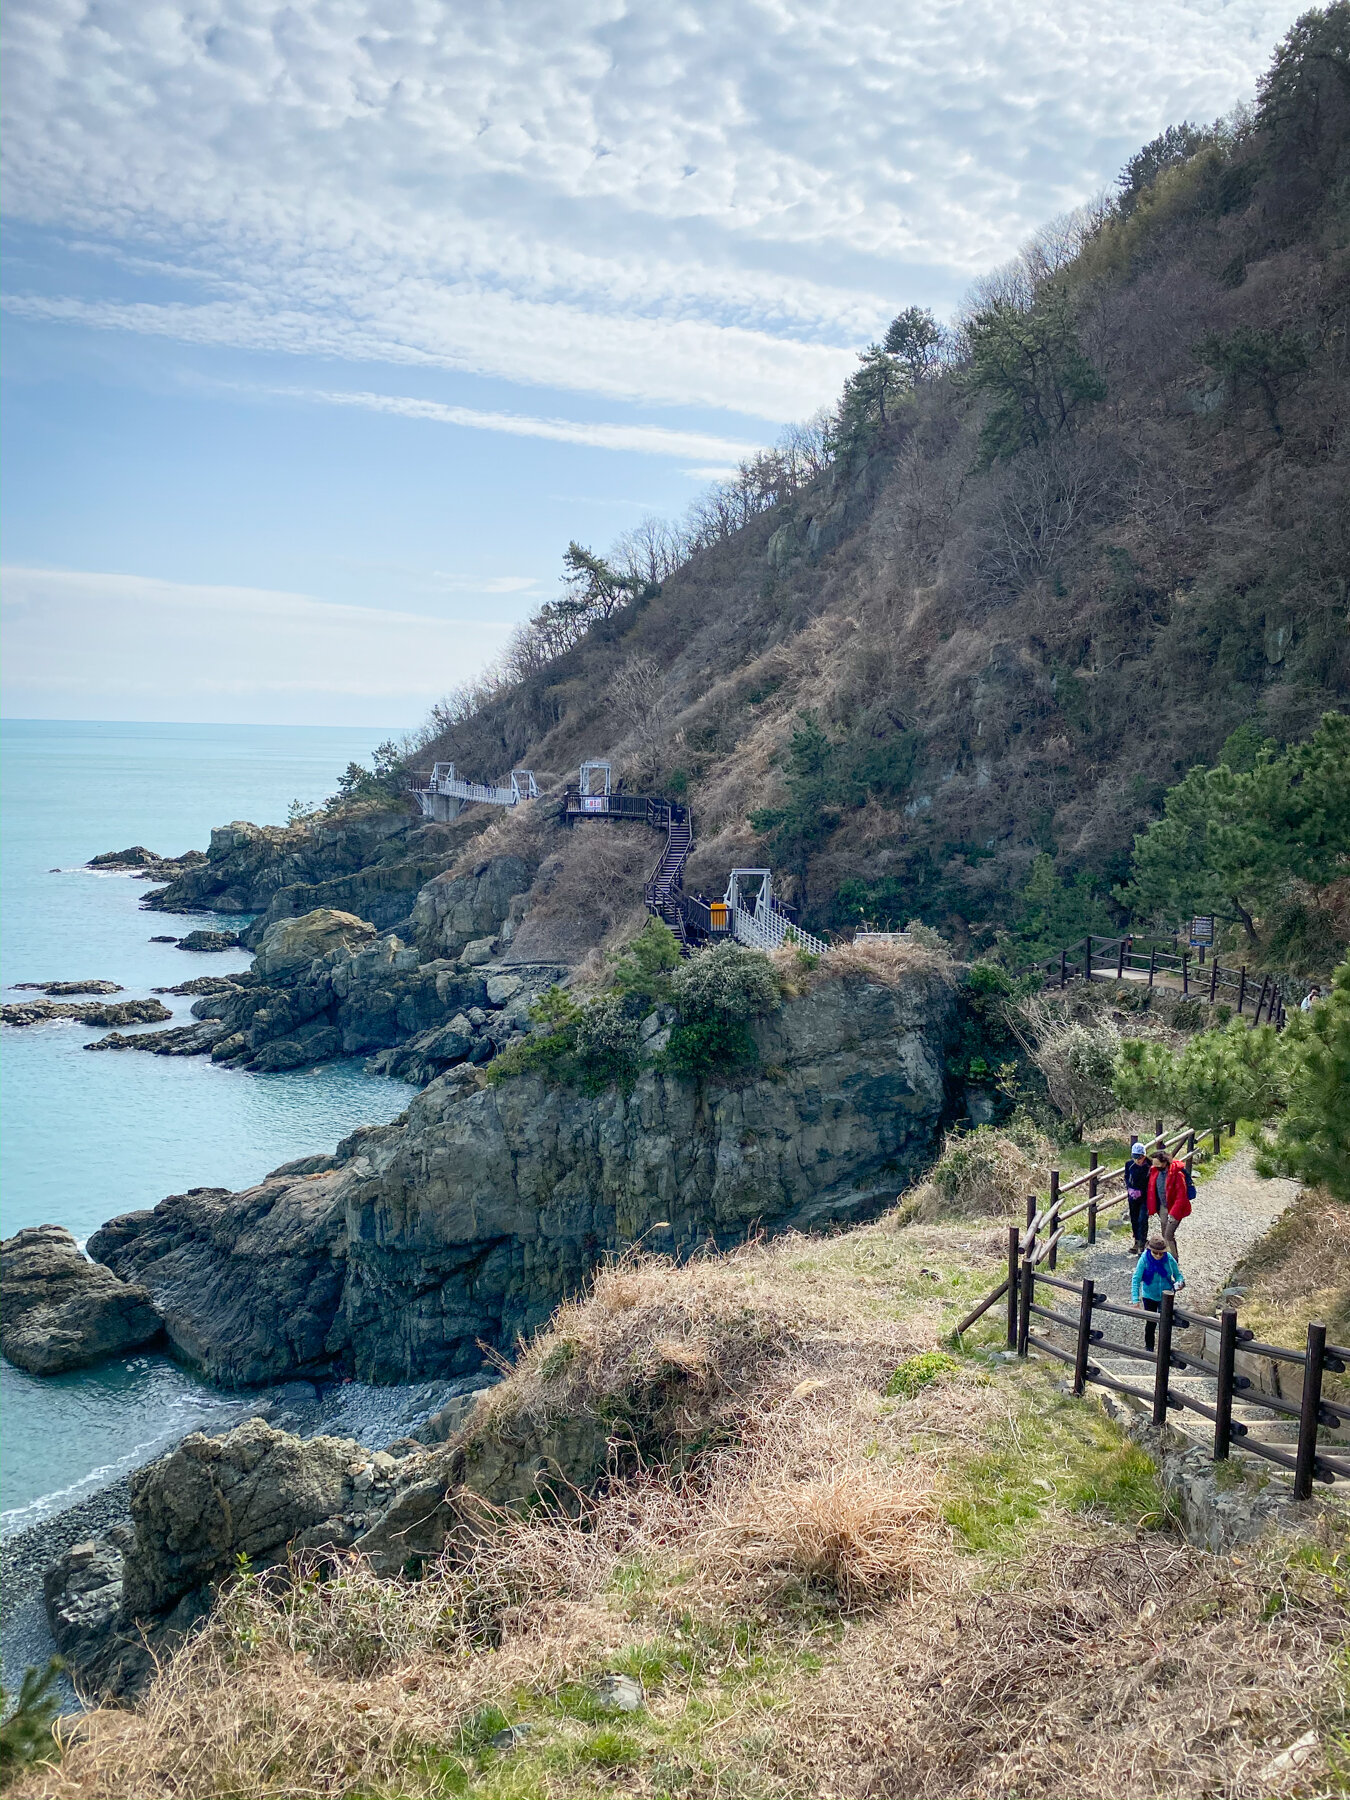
0 720 412 1533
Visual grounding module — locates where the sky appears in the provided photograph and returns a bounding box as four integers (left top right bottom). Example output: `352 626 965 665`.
1 0 1308 732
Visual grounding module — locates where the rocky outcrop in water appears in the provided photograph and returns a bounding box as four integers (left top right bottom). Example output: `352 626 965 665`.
85 1020 229 1056
137 810 446 933
87 847 208 881
1 1225 162 1374
124 902 559 1076
176 929 243 952
11 980 122 996
89 965 953 1386
151 976 241 997
1 998 172 1029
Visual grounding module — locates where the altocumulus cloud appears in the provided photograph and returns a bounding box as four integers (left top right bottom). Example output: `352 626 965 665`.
1 0 1308 423
0 568 514 726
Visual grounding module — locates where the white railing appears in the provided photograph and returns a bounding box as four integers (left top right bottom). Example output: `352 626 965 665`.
417 763 536 807
730 905 829 957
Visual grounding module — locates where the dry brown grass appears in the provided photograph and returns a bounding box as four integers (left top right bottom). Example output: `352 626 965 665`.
18 1222 1349 1800
771 931 957 996
470 1233 942 1460
1229 1189 1350 1404
706 1462 944 1609
768 1526 1350 1798
444 794 558 881
499 821 653 963
24 1264 959 1799
903 1123 1054 1223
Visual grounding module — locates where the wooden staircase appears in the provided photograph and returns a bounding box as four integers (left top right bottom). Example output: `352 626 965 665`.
643 805 693 943
1088 1334 1335 1475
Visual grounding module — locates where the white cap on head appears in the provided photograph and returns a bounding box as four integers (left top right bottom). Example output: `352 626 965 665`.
1130 1142 1145 1157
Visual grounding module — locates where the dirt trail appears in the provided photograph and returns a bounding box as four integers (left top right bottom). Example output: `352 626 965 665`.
1074 1146 1302 1314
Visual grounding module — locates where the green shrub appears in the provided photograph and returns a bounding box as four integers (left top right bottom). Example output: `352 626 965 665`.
487 984 641 1094
0 1658 63 1787
1010 853 1115 964
573 995 643 1090
886 1351 960 1399
661 1016 759 1079
1255 954 1350 1200
946 960 1031 1092
657 943 781 1080
610 919 681 1009
670 942 780 1023
1113 1018 1286 1126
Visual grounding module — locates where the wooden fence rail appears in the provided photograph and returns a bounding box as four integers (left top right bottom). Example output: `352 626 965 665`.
1038 933 1289 1028
954 1124 1346 1500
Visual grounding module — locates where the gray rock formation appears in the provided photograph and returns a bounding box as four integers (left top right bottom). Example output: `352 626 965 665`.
125 898 562 1078
1 1225 162 1374
89 966 953 1386
1 998 172 1029
87 847 208 881
121 1418 392 1616
43 1420 418 1697
176 929 242 952
139 811 425 925
11 980 122 996
409 856 535 960
253 908 376 978
244 837 473 941
84 1021 228 1056
151 976 241 997
44 1528 138 1693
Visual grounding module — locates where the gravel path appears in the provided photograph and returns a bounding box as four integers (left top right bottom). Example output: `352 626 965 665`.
1073 1146 1303 1315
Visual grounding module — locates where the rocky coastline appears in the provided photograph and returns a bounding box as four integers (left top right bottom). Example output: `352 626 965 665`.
0 1370 493 1704
5 803 963 1718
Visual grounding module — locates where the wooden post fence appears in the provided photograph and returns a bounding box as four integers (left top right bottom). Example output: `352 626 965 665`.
951 1120 1348 1500
1295 1323 1327 1502
1087 1152 1098 1245
1072 1277 1096 1397
1006 1226 1019 1350
1047 1169 1060 1270
1151 1291 1173 1426
1214 1310 1238 1459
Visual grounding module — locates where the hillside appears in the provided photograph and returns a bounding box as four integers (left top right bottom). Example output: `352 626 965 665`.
411 8 1350 957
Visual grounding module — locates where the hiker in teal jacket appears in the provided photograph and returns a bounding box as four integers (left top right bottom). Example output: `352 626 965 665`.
1131 1234 1186 1352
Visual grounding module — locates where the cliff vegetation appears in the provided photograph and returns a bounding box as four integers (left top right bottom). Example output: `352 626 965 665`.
393 4 1350 976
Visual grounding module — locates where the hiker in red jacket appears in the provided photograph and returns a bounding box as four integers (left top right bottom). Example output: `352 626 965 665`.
1146 1149 1192 1250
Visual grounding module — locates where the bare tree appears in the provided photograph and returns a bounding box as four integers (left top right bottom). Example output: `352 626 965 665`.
608 654 668 738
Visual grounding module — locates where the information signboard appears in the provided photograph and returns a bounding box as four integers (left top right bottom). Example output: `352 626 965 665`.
1189 916 1214 946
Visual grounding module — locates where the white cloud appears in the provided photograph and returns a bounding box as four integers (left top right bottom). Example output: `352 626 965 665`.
283 387 764 462
1 0 1306 418
0 567 511 726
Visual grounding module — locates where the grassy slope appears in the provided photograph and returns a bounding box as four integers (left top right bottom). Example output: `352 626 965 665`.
22 1214 1348 1800
419 78 1350 954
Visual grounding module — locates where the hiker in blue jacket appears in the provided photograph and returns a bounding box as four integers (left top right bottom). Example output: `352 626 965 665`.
1131 1233 1186 1352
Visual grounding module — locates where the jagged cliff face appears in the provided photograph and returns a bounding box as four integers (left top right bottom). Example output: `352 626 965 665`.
90 964 954 1385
